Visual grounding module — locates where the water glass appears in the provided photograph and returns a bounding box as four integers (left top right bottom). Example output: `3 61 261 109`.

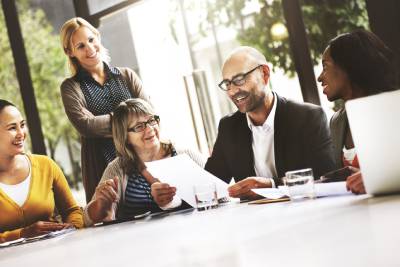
284 168 315 201
194 183 218 211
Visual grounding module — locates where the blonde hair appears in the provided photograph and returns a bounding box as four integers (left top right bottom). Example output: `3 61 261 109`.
60 17 110 76
112 98 171 174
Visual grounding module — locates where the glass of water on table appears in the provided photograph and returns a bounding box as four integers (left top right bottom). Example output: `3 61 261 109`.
284 168 315 201
193 182 219 211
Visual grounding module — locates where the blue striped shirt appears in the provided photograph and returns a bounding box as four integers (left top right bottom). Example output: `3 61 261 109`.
119 149 178 218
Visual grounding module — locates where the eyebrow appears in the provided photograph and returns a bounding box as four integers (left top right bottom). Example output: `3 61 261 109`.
74 42 83 49
5 120 25 127
73 35 94 49
223 71 245 81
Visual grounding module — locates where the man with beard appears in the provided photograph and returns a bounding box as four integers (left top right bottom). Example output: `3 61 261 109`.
205 46 335 199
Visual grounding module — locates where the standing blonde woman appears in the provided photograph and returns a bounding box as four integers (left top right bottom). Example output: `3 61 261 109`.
60 17 150 202
0 100 83 243
84 99 205 225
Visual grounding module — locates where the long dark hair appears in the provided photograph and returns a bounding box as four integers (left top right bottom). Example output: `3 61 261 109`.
328 29 397 96
0 99 15 113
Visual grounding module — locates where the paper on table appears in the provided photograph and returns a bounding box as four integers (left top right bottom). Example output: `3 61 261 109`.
0 228 75 248
314 181 352 197
253 182 351 200
0 238 25 248
145 154 229 207
252 188 287 199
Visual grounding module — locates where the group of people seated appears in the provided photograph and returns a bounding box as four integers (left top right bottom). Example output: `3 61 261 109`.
0 17 397 243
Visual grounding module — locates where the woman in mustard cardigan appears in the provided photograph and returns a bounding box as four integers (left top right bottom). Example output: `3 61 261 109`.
0 100 83 243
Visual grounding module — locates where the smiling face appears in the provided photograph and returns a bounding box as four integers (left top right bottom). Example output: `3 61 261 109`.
69 26 102 69
127 114 160 154
0 106 27 156
222 53 269 113
318 47 352 102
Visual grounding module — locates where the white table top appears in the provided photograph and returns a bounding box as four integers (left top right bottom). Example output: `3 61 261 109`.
1 194 400 267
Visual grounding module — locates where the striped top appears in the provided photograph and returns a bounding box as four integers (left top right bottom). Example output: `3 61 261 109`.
119 149 178 218
76 62 132 164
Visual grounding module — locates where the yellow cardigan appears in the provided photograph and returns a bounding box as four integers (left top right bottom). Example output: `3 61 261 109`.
0 154 83 242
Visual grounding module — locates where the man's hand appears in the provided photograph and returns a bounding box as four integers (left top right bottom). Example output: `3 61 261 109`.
228 177 272 199
346 169 366 194
21 221 71 238
151 182 176 207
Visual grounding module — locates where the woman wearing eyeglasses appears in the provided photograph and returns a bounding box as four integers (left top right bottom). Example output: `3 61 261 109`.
83 98 205 225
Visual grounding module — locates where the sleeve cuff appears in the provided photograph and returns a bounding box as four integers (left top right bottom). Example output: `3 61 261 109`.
270 178 276 188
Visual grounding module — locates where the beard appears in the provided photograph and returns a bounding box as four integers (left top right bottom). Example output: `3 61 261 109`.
232 89 266 113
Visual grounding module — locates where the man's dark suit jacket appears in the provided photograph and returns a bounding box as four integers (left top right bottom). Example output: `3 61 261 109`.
205 94 336 185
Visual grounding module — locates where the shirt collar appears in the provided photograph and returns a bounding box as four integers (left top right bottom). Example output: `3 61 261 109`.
74 62 120 82
246 92 277 131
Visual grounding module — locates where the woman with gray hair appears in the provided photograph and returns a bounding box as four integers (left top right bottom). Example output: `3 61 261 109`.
84 98 205 225
59 17 150 203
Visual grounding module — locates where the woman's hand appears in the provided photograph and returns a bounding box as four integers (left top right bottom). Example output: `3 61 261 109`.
151 182 176 207
21 221 71 238
87 176 119 224
94 176 119 206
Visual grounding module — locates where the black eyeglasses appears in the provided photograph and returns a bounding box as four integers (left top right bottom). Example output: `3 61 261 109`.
218 65 262 91
128 115 160 133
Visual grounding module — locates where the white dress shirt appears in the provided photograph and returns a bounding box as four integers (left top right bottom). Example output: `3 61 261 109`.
246 93 278 187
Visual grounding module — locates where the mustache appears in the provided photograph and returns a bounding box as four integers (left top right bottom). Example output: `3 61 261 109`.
231 91 249 99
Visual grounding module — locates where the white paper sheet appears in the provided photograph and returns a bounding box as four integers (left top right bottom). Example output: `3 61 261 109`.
252 182 352 200
0 228 75 248
251 188 287 199
314 182 352 197
145 154 229 207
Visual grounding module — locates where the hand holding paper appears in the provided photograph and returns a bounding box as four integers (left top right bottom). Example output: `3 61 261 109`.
146 154 229 207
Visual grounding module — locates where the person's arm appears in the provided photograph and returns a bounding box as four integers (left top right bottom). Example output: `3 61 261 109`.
86 177 119 224
228 177 273 199
151 181 178 207
346 169 366 194
121 68 151 103
0 228 23 243
205 120 232 183
0 221 70 243
51 158 84 229
304 107 336 179
84 163 121 226
60 79 112 138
